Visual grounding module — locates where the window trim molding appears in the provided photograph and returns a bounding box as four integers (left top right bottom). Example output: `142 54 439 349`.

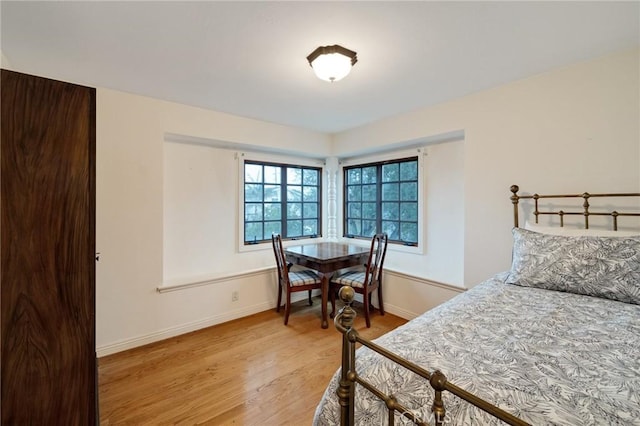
237 151 325 253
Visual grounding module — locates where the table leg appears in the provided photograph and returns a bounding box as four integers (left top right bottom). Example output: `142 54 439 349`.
321 274 329 329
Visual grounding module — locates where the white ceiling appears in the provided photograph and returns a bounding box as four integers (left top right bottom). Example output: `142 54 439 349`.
2 1 639 134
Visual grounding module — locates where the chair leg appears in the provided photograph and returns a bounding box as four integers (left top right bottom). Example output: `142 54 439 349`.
378 284 385 316
284 289 291 325
276 279 282 312
308 289 313 306
363 290 371 328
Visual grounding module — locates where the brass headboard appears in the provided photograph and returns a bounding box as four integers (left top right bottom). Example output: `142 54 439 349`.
510 184 640 230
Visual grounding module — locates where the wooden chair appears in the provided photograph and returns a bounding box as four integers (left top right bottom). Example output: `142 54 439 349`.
330 233 388 328
271 233 322 325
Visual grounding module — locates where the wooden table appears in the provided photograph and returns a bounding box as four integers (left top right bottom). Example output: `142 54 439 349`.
284 242 370 328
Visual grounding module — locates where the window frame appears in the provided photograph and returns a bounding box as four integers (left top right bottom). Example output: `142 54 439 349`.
340 151 425 252
240 154 324 250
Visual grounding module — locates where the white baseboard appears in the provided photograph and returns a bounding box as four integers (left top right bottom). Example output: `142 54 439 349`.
97 300 273 357
382 303 418 321
97 290 323 357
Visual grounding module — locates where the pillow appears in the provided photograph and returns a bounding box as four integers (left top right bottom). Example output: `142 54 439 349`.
525 220 640 237
506 227 640 304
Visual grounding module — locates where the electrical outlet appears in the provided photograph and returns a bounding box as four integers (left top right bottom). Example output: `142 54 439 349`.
232 291 239 302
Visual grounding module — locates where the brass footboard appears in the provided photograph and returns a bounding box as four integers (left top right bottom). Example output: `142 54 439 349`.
334 286 530 426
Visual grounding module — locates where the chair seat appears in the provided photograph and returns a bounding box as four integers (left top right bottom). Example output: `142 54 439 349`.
330 233 388 328
272 233 323 326
332 271 366 289
289 269 321 287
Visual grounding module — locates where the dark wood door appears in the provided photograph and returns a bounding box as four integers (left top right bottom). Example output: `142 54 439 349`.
1 69 96 424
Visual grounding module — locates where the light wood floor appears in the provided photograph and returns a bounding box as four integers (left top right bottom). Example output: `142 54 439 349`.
98 298 407 425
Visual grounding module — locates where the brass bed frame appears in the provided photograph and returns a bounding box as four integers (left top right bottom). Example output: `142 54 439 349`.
332 185 640 426
510 184 640 229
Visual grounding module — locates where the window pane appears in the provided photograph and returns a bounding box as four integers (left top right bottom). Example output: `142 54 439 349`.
400 222 418 243
347 219 361 235
400 202 417 221
263 184 281 202
245 222 262 243
303 219 317 236
382 221 399 239
362 166 377 184
343 157 417 244
362 202 376 219
287 220 302 237
382 202 399 220
303 203 317 218
287 202 302 219
264 166 281 184
244 184 262 202
303 186 317 202
382 183 399 201
347 168 361 184
348 202 361 219
400 161 418 181
244 162 321 244
245 203 263 221
303 169 318 185
245 163 263 183
362 184 377 201
264 203 281 220
400 182 417 201
347 186 361 202
382 163 399 182
362 220 377 237
264 222 281 239
287 168 302 185
287 185 302 201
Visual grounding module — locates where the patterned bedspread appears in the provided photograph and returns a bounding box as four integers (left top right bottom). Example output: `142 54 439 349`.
313 273 640 425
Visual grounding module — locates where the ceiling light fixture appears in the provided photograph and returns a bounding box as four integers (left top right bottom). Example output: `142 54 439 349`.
307 44 357 82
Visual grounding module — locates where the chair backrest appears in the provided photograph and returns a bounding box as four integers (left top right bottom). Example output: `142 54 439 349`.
364 233 388 286
271 233 290 286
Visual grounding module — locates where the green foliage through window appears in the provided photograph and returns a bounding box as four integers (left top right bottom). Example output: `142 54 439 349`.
244 161 321 244
344 157 419 245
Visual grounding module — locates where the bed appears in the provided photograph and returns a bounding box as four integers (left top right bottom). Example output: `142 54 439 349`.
313 185 640 425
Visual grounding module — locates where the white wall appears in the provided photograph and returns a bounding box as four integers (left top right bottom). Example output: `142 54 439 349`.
96 47 638 354
96 91 330 354
416 140 464 285
334 48 640 287
0 52 10 68
162 142 238 283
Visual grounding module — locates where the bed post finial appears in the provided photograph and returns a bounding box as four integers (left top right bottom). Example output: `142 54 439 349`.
337 286 356 329
511 185 520 227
